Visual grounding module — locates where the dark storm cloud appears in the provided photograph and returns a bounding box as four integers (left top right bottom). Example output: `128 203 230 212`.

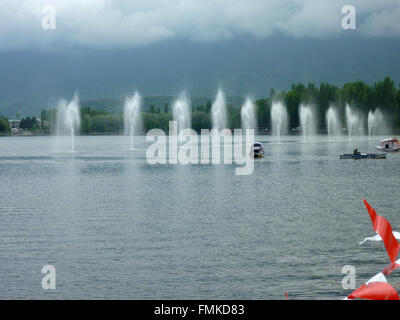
0 0 399 50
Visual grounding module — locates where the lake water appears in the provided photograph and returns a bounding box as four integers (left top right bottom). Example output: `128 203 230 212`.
0 134 399 299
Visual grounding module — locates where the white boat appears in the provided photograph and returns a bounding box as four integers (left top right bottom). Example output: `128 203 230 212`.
376 137 400 152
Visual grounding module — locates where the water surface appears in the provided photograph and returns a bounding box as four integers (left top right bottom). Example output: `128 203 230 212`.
0 135 398 299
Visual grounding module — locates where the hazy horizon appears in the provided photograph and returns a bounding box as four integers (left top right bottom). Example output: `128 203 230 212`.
1 1 399 117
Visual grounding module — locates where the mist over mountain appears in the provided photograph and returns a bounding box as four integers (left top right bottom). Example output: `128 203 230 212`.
1 36 399 118
0 1 399 118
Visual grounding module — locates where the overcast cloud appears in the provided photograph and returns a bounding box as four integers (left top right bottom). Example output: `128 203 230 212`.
0 0 400 50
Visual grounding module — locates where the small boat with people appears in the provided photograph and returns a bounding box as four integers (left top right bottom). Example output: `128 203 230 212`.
376 137 400 152
340 153 387 160
340 147 386 159
250 142 264 158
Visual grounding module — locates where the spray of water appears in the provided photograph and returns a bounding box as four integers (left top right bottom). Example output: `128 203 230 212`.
326 106 341 141
124 91 141 150
368 109 384 139
173 92 191 142
211 89 227 131
345 104 363 140
241 98 256 132
56 93 81 152
270 101 288 143
299 104 315 142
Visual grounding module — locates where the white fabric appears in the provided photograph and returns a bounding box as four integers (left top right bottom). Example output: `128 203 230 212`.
366 272 387 284
346 231 400 300
359 231 400 245
345 272 388 300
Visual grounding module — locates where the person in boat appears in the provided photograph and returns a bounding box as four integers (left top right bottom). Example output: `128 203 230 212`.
353 148 361 155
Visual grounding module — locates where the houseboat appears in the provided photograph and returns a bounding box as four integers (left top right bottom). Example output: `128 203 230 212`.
376 137 400 152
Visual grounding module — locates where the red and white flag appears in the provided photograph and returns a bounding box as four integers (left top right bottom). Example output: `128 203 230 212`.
362 199 400 265
347 200 400 300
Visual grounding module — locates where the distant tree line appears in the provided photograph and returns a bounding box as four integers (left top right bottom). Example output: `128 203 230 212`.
255 76 400 132
80 107 123 134
28 76 400 135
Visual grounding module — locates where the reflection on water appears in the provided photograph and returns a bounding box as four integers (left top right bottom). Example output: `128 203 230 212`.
0 135 397 299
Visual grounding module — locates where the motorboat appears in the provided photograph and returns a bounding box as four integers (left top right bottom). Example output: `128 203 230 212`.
250 142 264 158
376 138 400 152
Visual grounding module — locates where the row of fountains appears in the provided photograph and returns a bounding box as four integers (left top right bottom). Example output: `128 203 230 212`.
56 90 386 151
271 102 385 142
271 103 386 143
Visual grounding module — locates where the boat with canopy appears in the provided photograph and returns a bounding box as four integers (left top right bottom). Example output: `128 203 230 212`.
376 137 400 152
250 142 264 158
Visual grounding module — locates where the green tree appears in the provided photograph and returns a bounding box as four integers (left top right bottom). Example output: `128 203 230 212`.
0 116 10 135
206 100 212 113
227 104 240 129
192 111 211 132
255 98 271 131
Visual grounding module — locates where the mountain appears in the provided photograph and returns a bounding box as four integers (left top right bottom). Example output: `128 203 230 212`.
0 36 399 118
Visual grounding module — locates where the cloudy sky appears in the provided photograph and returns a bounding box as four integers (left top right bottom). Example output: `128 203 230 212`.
0 0 400 116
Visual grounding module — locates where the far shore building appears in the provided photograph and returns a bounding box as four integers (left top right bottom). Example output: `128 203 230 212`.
8 119 21 135
8 119 21 129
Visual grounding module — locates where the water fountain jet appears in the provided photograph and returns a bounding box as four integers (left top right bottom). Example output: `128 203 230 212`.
124 91 141 150
299 104 315 142
270 101 288 143
326 107 341 141
56 94 81 152
173 92 191 142
368 109 384 139
241 98 256 132
211 90 227 131
345 104 363 140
